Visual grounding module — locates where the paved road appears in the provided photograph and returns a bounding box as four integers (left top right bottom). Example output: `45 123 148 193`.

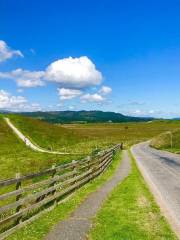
45 150 131 240
4 117 70 155
131 142 180 238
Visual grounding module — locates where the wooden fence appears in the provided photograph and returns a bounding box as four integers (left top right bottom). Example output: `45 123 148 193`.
0 144 121 239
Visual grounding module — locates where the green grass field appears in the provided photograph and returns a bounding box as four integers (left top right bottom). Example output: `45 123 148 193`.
1 114 180 239
1 113 180 179
64 120 180 147
89 152 177 240
8 115 180 151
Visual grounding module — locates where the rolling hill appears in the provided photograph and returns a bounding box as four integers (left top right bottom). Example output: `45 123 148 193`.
1 113 180 179
18 110 154 123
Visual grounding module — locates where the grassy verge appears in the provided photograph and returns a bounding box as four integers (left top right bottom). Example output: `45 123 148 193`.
150 129 180 154
6 151 122 240
162 148 180 154
89 151 177 240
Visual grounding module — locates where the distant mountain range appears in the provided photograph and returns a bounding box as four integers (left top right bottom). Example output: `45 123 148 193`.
15 110 154 124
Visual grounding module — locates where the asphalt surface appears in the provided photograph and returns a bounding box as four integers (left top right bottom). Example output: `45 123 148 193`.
45 150 131 240
4 117 69 155
131 142 180 238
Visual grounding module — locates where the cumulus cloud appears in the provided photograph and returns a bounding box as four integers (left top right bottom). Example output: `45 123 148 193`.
98 85 112 95
14 69 45 88
79 85 111 104
0 69 45 88
0 56 103 90
0 89 27 110
0 40 23 62
0 89 42 111
45 56 102 88
81 93 104 103
0 54 110 106
58 88 82 100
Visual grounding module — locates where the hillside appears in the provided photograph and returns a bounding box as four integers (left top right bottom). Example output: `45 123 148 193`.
18 110 154 124
1 114 180 179
0 115 76 180
9 115 180 152
150 128 180 153
8 115 120 155
8 115 87 152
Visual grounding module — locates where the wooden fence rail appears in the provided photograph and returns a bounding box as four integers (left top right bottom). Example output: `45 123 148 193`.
0 144 121 239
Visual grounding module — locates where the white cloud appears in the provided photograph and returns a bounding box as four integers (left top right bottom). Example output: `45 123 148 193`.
0 54 110 107
0 89 42 112
81 93 104 102
99 86 112 95
0 69 45 88
79 85 111 104
0 89 27 110
45 56 102 88
14 70 45 88
0 56 103 90
121 109 163 118
0 40 23 62
58 88 82 100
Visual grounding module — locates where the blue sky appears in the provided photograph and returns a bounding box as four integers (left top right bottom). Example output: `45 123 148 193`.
0 0 180 118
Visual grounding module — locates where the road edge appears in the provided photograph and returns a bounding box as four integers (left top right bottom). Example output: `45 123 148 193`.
131 145 180 239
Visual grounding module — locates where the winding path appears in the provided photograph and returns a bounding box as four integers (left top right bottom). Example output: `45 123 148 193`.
4 117 70 155
131 142 180 238
45 150 131 240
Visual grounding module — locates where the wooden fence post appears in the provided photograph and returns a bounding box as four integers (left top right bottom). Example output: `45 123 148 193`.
50 164 57 205
51 164 57 195
15 173 22 224
87 156 91 170
72 160 77 178
98 152 103 172
120 142 123 150
112 148 116 155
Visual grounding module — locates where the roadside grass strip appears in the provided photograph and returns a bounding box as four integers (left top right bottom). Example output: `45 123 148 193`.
89 151 177 240
6 152 122 240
